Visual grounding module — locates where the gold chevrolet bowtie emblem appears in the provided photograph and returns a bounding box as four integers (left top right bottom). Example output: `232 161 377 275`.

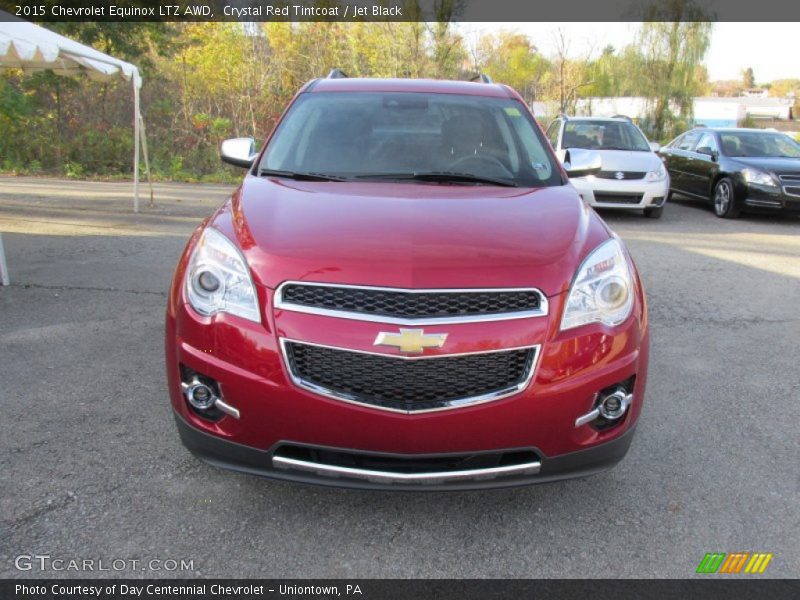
374 328 448 354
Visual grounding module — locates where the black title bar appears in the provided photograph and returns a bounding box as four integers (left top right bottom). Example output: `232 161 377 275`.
2 0 800 22
3 579 800 600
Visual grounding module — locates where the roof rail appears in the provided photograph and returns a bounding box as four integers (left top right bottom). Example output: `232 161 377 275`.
326 69 349 79
469 73 493 84
612 114 632 121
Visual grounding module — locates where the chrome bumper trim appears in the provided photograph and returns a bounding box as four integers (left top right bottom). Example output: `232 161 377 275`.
214 398 240 419
575 408 601 427
745 198 783 208
272 455 541 484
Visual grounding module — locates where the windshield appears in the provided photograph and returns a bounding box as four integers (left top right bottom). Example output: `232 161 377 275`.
259 92 560 187
562 120 651 152
719 132 800 158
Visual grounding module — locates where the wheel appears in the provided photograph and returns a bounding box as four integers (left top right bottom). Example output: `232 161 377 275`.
644 205 664 219
712 177 740 219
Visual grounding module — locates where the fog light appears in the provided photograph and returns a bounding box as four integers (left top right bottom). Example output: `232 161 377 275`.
179 367 241 420
184 378 217 410
598 388 629 420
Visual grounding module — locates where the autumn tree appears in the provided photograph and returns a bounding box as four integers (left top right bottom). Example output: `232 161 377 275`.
742 67 756 89
637 1 712 139
474 32 550 104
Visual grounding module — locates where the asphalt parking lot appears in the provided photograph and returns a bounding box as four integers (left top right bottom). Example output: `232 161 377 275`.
1 176 798 579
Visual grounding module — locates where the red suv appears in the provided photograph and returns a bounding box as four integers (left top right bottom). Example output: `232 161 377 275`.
165 73 650 490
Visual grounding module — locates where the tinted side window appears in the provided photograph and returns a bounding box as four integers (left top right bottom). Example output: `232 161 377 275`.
545 120 560 148
696 133 718 153
677 131 701 151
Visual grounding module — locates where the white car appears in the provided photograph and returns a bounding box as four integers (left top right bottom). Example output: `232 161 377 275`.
545 116 670 218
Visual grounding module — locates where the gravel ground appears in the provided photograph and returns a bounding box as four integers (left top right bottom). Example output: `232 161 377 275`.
1 177 798 578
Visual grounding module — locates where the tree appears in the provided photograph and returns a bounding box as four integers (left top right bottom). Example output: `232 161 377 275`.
636 1 712 140
475 32 550 103
551 29 594 114
742 67 755 89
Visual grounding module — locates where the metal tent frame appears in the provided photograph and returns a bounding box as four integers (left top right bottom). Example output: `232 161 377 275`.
0 14 153 285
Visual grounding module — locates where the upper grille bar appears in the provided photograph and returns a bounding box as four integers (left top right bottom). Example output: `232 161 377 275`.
274 281 548 325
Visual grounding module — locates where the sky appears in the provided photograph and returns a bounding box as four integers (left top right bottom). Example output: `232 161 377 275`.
460 23 798 83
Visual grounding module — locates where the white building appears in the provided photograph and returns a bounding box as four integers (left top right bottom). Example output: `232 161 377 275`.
532 96 794 126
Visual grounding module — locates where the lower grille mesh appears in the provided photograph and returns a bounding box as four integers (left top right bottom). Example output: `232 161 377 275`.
284 341 535 412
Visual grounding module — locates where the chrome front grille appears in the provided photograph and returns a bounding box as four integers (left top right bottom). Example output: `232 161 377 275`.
595 170 646 180
281 340 539 413
778 174 800 197
274 282 548 324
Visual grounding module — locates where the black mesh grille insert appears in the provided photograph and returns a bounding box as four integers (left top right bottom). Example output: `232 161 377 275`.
284 342 535 412
593 193 644 205
279 285 541 319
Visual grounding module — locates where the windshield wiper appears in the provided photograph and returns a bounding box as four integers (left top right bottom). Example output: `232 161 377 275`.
258 168 348 182
354 171 517 187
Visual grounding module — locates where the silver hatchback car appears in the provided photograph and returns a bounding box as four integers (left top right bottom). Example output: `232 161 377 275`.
546 116 670 218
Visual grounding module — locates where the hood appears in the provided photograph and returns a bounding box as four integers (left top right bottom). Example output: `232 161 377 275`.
592 150 661 173
211 176 611 297
730 156 800 174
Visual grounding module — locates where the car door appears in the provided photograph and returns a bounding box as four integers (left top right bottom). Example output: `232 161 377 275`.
684 132 721 198
661 130 702 194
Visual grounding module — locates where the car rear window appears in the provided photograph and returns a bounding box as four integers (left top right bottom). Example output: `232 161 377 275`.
260 91 560 188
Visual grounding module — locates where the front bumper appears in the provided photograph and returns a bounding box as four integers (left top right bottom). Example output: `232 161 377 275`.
741 181 800 213
166 278 650 489
572 176 670 210
174 411 638 491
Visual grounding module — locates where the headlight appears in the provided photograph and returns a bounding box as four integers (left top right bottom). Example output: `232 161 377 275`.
645 164 667 182
185 228 261 322
742 168 777 187
560 238 634 331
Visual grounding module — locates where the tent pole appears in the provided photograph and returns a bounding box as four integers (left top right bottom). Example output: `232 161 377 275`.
133 82 140 213
139 115 154 207
0 233 9 286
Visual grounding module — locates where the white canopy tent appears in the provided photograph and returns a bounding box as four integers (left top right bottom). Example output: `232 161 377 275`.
0 14 152 285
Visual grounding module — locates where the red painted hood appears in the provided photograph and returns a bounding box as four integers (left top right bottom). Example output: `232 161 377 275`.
212 176 611 297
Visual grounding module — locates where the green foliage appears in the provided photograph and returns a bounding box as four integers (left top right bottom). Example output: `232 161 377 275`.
0 17 724 181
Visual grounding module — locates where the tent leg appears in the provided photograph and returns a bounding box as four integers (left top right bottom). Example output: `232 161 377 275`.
0 233 10 286
133 82 140 213
139 115 154 207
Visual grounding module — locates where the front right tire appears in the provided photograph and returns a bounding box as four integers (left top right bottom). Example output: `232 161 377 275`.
712 177 741 219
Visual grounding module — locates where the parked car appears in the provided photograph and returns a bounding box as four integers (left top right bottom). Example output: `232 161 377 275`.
659 127 800 218
545 115 670 218
165 72 650 490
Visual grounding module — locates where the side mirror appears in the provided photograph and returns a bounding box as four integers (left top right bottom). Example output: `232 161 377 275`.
562 148 602 178
696 147 718 161
221 137 257 168
649 141 661 152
